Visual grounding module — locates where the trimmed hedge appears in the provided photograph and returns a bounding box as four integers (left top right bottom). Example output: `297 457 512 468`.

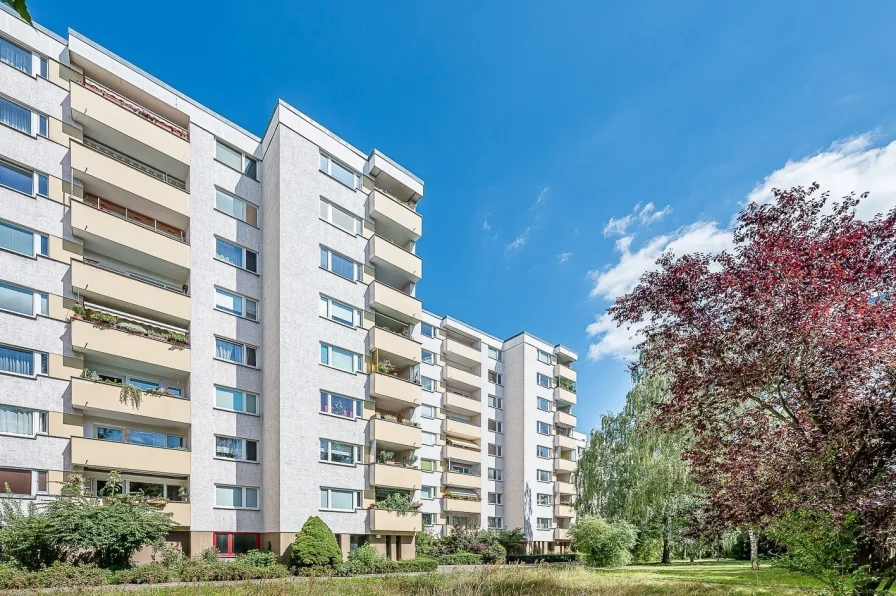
507 553 580 564
438 552 483 565
0 562 108 590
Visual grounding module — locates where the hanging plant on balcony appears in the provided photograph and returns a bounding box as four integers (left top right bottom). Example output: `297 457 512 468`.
119 383 142 409
89 311 118 326
117 321 148 336
80 368 100 382
165 330 189 346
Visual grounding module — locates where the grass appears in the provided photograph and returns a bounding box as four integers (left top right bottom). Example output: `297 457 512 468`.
43 561 817 595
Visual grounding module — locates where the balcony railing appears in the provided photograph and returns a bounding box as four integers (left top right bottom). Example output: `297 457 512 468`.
82 78 189 141
85 194 186 243
84 137 187 191
83 258 187 295
78 302 190 347
374 186 418 212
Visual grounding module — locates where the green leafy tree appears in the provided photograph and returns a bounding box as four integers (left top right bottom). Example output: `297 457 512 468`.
290 516 342 567
2 0 31 24
577 374 697 563
569 515 638 567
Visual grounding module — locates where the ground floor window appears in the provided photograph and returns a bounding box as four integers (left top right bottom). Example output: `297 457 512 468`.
213 532 260 557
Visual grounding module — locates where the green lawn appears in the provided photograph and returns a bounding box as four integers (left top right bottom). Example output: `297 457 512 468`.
47 561 817 595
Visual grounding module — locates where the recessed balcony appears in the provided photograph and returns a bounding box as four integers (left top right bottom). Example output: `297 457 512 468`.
367 235 422 283
441 496 481 514
366 281 422 324
555 480 575 495
442 390 482 416
71 316 190 376
369 372 422 410
554 503 575 519
443 363 481 393
554 458 577 474
166 502 191 527
368 509 421 534
442 442 481 464
368 189 422 240
554 363 576 384
442 337 480 368
553 433 578 450
368 463 421 491
71 377 190 426
368 326 420 367
554 409 576 428
370 416 422 450
442 471 481 490
554 528 572 541
442 417 480 442
72 436 190 476
554 385 577 406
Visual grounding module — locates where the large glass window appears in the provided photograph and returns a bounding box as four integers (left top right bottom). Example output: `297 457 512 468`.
215 485 258 509
0 405 44 436
320 246 361 281
320 343 362 373
0 220 43 257
215 238 258 273
214 532 260 557
319 153 361 189
215 288 258 321
96 426 123 442
215 386 259 415
0 96 31 134
216 141 258 179
0 281 36 316
319 198 362 234
319 439 360 465
319 295 360 327
0 344 37 376
215 188 257 225
0 467 33 495
216 436 258 462
320 487 359 511
0 37 32 74
0 159 33 194
320 391 361 418
216 338 258 367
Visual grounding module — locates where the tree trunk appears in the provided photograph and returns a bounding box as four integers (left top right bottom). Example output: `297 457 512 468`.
749 527 759 570
662 535 671 564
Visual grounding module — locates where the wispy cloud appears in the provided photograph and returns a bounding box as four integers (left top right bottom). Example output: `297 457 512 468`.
530 186 550 210
557 252 573 264
602 202 672 237
482 214 492 233
505 227 530 256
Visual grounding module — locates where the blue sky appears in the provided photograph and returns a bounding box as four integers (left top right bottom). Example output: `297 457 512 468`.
33 1 896 432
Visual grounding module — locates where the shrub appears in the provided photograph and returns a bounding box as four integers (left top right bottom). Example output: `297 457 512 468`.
375 492 418 513
569 516 637 567
507 553 580 564
438 551 483 565
392 557 438 572
117 321 148 335
0 499 57 569
632 537 663 563
471 532 506 564
110 562 171 584
177 559 288 582
344 543 384 575
239 549 279 567
290 516 342 568
31 562 107 588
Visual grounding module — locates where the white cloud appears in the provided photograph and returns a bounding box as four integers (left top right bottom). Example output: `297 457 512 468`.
505 228 530 255
482 215 492 233
557 252 573 264
602 202 672 237
586 314 651 361
531 186 550 209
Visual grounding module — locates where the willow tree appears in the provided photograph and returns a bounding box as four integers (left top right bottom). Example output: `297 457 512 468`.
577 374 696 563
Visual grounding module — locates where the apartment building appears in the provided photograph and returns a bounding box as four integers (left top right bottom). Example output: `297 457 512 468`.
0 8 583 560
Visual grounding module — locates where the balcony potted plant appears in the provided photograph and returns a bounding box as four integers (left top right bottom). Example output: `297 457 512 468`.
376 359 395 375
165 330 189 347
377 450 395 464
402 453 418 468
71 303 86 320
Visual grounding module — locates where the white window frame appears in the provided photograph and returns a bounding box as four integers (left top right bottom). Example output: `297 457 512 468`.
0 343 47 378
0 219 48 258
319 246 362 281
537 517 552 530
320 390 362 419
422 432 437 446
214 385 259 416
214 287 258 321
537 469 552 483
319 342 364 374
487 346 502 361
214 435 258 462
487 419 503 433
215 337 259 368
0 405 47 438
0 95 48 139
319 294 362 327
319 197 362 235
537 421 552 436
420 486 437 500
537 397 552 412
537 493 553 506
420 322 436 338
488 468 503 481
537 445 552 459
215 237 258 273
320 487 362 511
421 349 436 364
0 157 48 198
421 458 436 473
488 443 503 457
215 140 258 180
487 395 503 410
214 484 259 510
488 516 503 529
422 513 436 526
0 280 47 317
421 404 436 419
422 377 436 392
487 492 502 505
536 373 552 388
319 439 362 466
319 152 362 190
215 187 258 226
488 370 503 386
537 349 553 364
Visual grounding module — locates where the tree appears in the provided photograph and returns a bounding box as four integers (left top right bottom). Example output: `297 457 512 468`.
569 515 638 567
608 185 896 593
2 0 31 24
577 374 697 563
290 517 342 567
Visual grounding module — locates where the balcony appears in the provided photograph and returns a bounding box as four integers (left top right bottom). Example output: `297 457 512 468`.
554 458 577 474
72 436 190 475
368 326 420 367
442 471 481 490
370 416 422 449
71 79 190 168
366 281 422 324
71 139 190 226
554 528 572 541
443 364 481 393
554 410 576 428
442 391 481 416
368 463 421 491
443 418 480 442
554 363 577 384
368 189 422 240
72 377 190 426
367 235 422 283
553 433 578 450
554 385 577 406
555 480 576 495
368 509 421 534
71 317 191 376
554 503 575 519
442 337 480 368
442 442 481 464
166 502 191 527
441 497 481 514
71 259 190 328
369 372 421 410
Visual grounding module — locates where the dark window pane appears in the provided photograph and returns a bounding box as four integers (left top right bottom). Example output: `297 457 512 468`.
37 471 47 492
0 468 31 495
215 533 229 555
246 347 257 368
0 160 33 194
245 251 257 273
232 534 257 555
246 441 257 462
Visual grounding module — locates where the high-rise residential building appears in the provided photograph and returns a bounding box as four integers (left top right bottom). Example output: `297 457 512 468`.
0 9 584 560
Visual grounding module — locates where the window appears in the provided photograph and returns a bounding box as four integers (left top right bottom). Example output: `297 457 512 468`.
320 391 362 419
215 238 258 273
0 96 30 134
214 532 260 557
421 459 435 472
39 114 47 136
0 405 47 437
420 322 436 338
320 246 362 281
215 386 259 415
215 188 258 225
96 426 123 442
0 281 46 317
487 346 502 361
488 468 503 481
421 349 436 364
422 513 436 526
216 140 257 179
487 492 502 505
422 432 436 446
420 486 436 500
0 467 40 496
215 288 258 321
488 517 503 529
537 518 552 530
488 443 502 457
319 439 361 465
421 404 436 419
215 436 258 462
537 445 552 459
320 343 363 373
215 338 258 368
319 153 361 190
421 377 436 392
487 419 503 433
0 36 34 74
488 370 503 386
487 395 503 410
537 349 553 364
537 469 552 482
537 397 552 412
536 373 552 388
320 487 361 511
537 421 552 435
0 344 45 377
319 198 362 235
0 158 47 197
215 485 259 509
319 295 361 327
537 493 553 506
0 220 47 258
450 463 472 475
128 429 183 449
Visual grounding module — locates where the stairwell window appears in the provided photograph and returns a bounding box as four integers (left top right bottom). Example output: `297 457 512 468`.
420 323 436 338
320 246 362 281
215 140 258 179
0 405 47 437
488 395 503 410
488 517 503 529
488 468 503 481
215 484 259 509
487 419 503 433
488 370 503 386
420 486 436 500
215 436 258 462
537 518 552 530
0 281 46 317
422 432 436 446
215 238 258 273
320 343 363 373
319 295 362 327
0 344 46 377
215 337 258 368
0 220 47 258
487 346 502 361
319 198 362 235
214 386 259 415
488 443 503 457
487 492 502 505
537 493 552 506
215 188 258 226
0 158 48 197
421 377 436 392
215 288 258 321
320 153 361 190
422 349 436 364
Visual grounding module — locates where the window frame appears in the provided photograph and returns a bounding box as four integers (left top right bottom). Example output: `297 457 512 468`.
421 349 436 364
422 512 436 526
422 431 437 446
536 373 552 388
0 280 47 318
319 246 362 282
537 469 553 483
0 94 48 138
214 237 258 274
214 484 260 510
537 349 553 364
487 516 503 529
537 517 552 530
537 397 552 412
319 439 362 466
421 377 436 392
214 337 259 368
319 294 362 328
487 395 503 410
487 492 503 505
215 140 258 180
421 459 435 473
0 157 48 198
0 343 47 378
213 532 261 558
421 404 436 419
214 385 259 416
537 421 552 436
487 346 502 361
319 342 364 374
420 485 437 500
420 322 436 338
536 493 553 506
214 435 259 463
0 405 48 438
537 445 552 459
319 487 362 512
487 419 503 434
0 218 48 259
488 370 503 386
488 468 503 481
319 152 362 190
214 187 258 226
214 287 258 321
319 197 363 235
488 443 503 457
319 390 362 419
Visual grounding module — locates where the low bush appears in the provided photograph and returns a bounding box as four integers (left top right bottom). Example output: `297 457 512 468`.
110 562 172 584
343 543 383 575
389 557 438 572
438 551 483 565
238 549 280 567
569 515 637 567
506 553 580 564
177 559 289 582
0 562 108 590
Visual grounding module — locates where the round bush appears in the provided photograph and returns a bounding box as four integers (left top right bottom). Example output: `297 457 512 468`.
290 516 342 568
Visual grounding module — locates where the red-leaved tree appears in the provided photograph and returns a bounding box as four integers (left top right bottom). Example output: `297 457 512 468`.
609 184 896 591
